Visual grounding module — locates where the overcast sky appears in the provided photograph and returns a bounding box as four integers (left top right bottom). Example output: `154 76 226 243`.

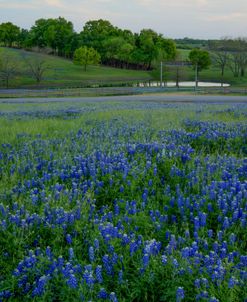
0 0 246 39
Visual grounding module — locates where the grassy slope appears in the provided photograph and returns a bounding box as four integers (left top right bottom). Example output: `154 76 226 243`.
0 47 152 88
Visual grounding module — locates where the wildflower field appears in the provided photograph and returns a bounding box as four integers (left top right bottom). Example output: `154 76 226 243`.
0 99 246 302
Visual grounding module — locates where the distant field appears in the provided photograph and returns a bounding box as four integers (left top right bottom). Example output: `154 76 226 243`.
0 47 152 89
1 47 247 90
172 49 247 87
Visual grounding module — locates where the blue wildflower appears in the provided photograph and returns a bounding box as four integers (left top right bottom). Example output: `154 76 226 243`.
89 246 94 262
32 275 49 297
109 292 118 302
176 287 185 302
95 265 103 283
67 273 77 289
98 288 108 299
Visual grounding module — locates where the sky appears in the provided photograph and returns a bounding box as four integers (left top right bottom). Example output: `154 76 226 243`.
0 0 247 39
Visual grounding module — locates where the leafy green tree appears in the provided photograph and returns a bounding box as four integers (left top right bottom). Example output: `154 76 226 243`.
29 18 51 49
189 48 211 86
80 19 118 61
63 32 80 58
44 17 75 56
29 17 76 56
17 29 30 48
0 22 20 47
103 37 134 67
132 29 176 70
135 29 159 69
73 46 101 71
158 38 176 61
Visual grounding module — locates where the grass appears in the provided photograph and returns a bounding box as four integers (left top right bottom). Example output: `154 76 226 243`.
0 47 152 89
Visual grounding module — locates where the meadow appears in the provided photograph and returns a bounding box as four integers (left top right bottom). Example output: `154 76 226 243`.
2 47 247 91
0 48 151 88
0 98 246 302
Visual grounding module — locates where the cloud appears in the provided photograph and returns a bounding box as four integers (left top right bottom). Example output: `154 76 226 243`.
0 0 66 10
43 0 66 8
134 0 209 8
0 1 39 9
203 12 247 22
0 0 247 38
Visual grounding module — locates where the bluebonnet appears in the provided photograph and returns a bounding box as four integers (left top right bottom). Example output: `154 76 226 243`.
68 248 74 260
83 270 94 288
94 238 100 250
88 246 94 262
0 290 12 299
194 278 200 288
142 253 149 268
66 234 72 245
98 288 108 299
67 273 77 288
102 254 112 276
161 255 168 265
32 275 49 297
95 265 103 283
109 292 118 302
228 276 238 288
118 269 123 284
176 287 185 302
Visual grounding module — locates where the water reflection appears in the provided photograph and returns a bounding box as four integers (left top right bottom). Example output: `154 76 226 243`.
135 81 230 87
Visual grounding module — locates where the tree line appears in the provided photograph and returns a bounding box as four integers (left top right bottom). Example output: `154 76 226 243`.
1 18 247 88
0 18 176 70
209 38 247 79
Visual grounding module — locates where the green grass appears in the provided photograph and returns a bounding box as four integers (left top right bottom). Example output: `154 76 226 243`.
0 47 152 89
0 101 245 145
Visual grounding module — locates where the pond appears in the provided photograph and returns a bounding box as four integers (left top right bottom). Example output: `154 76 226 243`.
136 81 230 87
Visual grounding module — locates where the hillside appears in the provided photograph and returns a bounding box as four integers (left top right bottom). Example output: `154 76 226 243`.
0 48 152 89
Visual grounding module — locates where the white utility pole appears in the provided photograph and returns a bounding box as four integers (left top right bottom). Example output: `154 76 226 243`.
160 61 163 88
195 62 198 90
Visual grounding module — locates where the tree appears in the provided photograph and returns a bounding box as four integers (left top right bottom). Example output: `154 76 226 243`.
0 51 18 88
0 22 20 47
169 52 187 88
18 28 30 49
29 17 76 56
131 29 176 70
227 39 247 77
80 19 117 62
212 51 229 85
209 40 230 85
189 48 211 86
210 38 247 78
44 17 75 56
73 46 101 71
23 55 48 84
103 37 134 68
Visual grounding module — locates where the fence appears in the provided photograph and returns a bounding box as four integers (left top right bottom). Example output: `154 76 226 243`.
1 86 247 98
